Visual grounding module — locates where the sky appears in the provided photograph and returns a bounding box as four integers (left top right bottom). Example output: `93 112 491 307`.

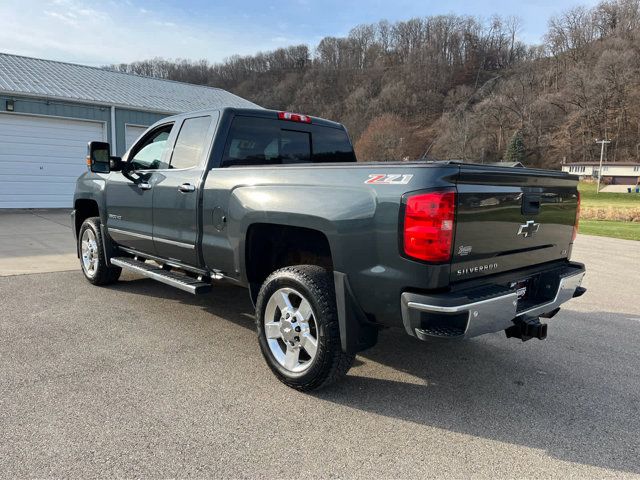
0 0 600 67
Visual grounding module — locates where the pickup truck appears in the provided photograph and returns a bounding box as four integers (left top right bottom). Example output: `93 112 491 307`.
73 107 586 391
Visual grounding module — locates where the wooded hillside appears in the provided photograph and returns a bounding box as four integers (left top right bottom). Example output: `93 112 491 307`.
108 0 640 167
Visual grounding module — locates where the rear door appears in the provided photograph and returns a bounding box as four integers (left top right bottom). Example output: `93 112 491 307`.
451 165 579 282
152 114 217 266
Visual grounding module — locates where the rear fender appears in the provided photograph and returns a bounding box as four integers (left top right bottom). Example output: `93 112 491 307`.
230 185 377 276
231 185 380 353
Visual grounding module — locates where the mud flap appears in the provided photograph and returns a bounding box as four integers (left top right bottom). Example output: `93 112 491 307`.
100 223 117 267
333 271 379 354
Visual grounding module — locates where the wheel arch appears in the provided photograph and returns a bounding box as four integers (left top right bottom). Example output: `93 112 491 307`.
244 223 333 304
73 198 100 240
245 222 378 355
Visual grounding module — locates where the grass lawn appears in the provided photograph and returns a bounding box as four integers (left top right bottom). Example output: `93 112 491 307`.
580 220 640 241
579 182 640 209
577 182 640 240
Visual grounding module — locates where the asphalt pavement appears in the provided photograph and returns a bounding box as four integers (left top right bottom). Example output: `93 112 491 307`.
0 232 639 478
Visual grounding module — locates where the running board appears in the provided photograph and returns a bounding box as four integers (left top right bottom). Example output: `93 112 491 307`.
111 257 212 295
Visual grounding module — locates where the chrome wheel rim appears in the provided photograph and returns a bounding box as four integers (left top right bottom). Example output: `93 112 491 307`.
264 287 319 373
80 229 99 278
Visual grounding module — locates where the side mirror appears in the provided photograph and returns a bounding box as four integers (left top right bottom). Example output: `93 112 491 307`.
87 141 111 173
109 156 124 172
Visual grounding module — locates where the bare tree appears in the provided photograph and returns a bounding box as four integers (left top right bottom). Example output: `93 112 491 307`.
105 0 640 167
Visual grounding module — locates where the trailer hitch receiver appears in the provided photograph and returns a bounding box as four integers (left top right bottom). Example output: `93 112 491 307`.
505 315 547 342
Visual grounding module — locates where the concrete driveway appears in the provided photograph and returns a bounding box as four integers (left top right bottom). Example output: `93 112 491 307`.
0 209 77 276
0 214 639 477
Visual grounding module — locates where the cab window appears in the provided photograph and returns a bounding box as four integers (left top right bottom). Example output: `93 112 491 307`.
129 124 173 170
221 116 355 167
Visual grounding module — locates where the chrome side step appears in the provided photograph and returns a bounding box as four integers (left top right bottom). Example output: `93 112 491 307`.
111 257 212 295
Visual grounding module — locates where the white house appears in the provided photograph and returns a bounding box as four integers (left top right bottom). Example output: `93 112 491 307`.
561 162 640 185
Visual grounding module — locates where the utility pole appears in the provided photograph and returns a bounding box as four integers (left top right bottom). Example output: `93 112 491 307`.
595 138 611 194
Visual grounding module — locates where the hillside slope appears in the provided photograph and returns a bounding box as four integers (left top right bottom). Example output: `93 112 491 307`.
109 0 640 167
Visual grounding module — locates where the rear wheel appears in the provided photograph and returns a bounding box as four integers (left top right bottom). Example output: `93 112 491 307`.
256 265 354 391
78 217 121 285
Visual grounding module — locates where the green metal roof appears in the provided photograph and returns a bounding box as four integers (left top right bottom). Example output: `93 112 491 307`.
0 52 261 114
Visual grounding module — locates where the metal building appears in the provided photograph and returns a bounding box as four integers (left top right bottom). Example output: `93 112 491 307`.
0 52 260 208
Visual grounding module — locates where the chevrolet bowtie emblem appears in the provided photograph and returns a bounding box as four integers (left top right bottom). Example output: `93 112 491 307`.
517 220 540 238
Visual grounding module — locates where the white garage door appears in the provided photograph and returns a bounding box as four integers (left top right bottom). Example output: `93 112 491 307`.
125 124 148 151
0 113 106 208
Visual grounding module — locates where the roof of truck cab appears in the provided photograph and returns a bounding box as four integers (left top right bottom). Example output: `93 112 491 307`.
160 107 345 129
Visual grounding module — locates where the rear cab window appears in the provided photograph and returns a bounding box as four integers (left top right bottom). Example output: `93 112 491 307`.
221 116 355 167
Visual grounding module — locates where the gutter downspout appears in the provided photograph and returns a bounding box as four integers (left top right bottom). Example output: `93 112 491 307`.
110 106 117 156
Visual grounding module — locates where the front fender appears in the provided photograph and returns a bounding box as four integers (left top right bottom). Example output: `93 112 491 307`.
73 172 109 224
73 172 110 259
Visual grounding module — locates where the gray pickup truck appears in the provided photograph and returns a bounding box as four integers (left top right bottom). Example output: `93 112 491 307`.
73 107 586 390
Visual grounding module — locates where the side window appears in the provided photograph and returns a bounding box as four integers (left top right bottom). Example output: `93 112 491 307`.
170 116 212 169
129 124 173 170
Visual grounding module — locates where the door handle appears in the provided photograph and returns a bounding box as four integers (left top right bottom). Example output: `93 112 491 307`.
179 183 196 193
138 182 151 191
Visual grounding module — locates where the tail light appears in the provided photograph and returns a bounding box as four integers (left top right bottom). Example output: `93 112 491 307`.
402 189 456 262
572 191 581 242
277 111 312 123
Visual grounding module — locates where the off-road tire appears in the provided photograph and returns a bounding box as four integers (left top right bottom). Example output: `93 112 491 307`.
78 217 121 285
256 265 354 391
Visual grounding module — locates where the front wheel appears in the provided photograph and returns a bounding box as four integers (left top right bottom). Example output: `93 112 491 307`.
256 265 354 391
78 217 121 285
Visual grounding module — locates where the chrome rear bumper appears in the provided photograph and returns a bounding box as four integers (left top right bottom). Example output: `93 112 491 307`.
401 263 585 340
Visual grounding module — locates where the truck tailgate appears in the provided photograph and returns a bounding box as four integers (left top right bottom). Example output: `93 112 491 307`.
451 165 579 282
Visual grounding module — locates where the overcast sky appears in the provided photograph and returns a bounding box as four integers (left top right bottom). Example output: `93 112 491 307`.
0 0 599 66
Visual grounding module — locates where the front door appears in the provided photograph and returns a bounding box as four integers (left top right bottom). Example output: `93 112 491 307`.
106 123 175 255
152 115 215 266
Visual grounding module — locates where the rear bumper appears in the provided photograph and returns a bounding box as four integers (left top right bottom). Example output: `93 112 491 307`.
400 262 585 340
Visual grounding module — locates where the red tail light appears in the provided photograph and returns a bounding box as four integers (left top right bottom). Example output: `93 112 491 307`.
277 111 312 123
403 190 456 262
572 191 581 242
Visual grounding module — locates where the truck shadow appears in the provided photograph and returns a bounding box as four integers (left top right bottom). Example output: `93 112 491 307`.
111 276 639 475
110 274 257 332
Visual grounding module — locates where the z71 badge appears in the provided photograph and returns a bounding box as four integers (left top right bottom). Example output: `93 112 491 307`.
365 174 413 185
